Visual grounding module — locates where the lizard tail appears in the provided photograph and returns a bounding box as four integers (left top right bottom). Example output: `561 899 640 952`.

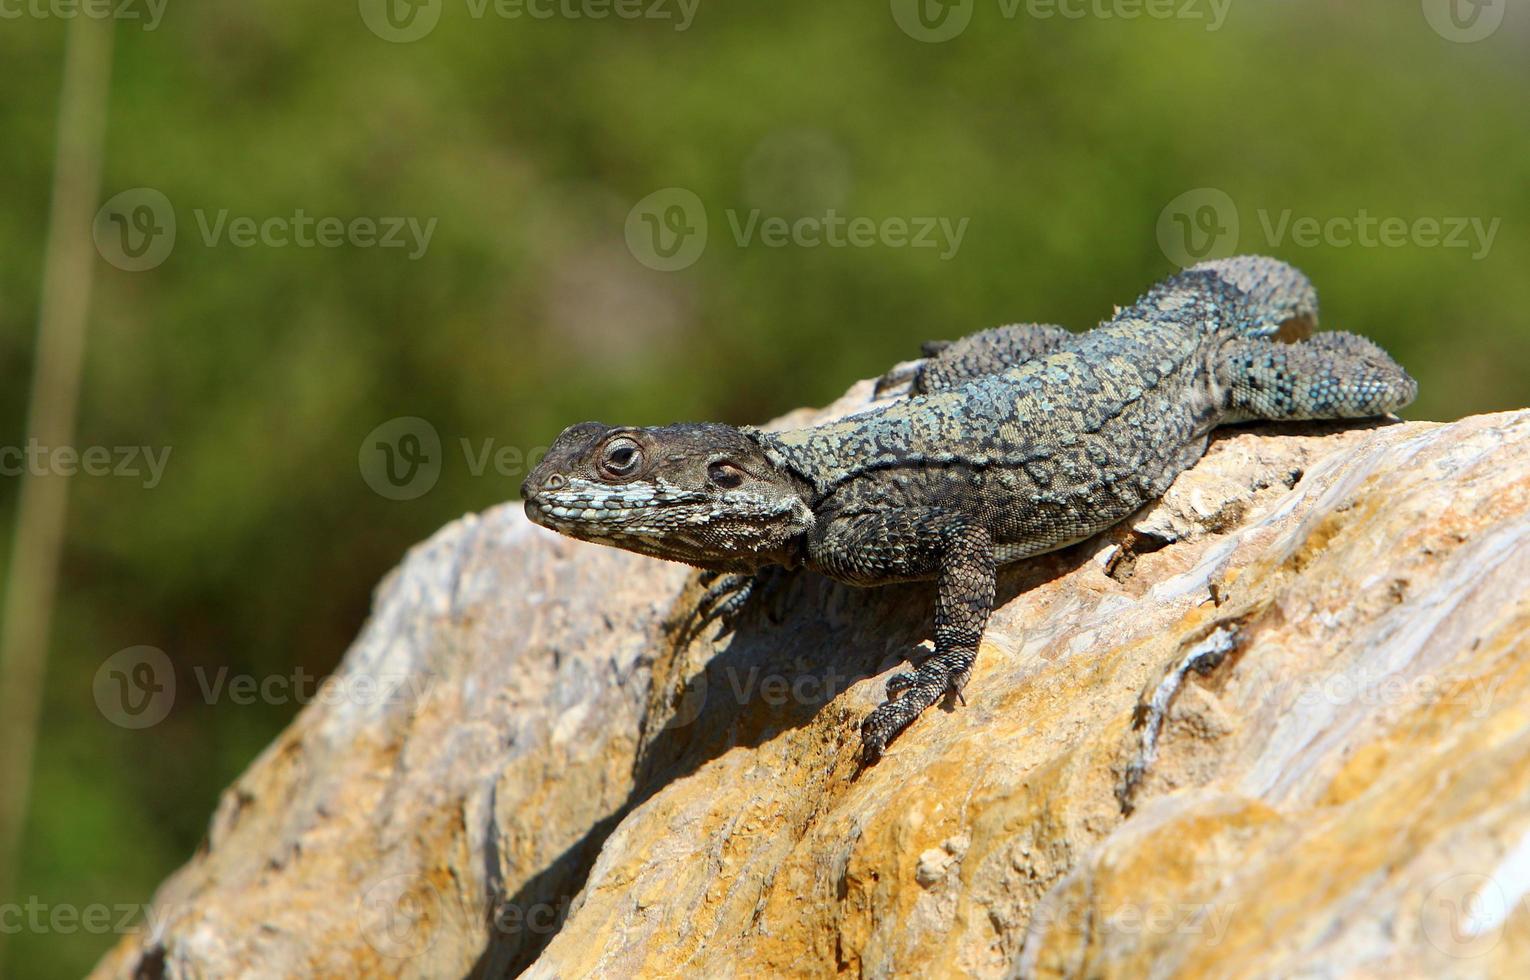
1153 255 1321 341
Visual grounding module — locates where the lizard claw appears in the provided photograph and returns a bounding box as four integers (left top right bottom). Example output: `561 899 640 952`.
946 666 972 706
873 363 920 398
677 572 755 647
678 566 796 647
858 707 899 765
858 650 977 764
858 696 920 766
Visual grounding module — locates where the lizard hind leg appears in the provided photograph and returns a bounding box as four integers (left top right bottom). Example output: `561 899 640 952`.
1216 331 1419 422
875 323 1076 396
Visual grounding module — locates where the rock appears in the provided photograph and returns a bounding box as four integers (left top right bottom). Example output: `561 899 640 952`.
92 382 1530 979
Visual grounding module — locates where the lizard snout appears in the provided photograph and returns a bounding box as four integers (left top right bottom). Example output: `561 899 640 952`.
521 472 565 499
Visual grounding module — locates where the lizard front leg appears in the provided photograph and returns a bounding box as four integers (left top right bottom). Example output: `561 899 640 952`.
809 511 996 763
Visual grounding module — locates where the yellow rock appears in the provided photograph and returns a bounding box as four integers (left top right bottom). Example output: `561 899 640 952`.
93 393 1530 979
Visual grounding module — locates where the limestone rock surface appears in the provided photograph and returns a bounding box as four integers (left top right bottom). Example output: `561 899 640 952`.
93 384 1530 979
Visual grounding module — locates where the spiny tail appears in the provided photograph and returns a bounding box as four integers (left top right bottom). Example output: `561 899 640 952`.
1217 331 1418 421
1147 255 1320 340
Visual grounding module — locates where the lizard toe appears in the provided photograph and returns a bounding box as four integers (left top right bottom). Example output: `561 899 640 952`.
886 671 919 697
944 665 972 704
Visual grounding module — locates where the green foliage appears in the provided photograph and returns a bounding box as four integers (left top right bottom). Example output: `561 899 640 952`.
1 3 1525 974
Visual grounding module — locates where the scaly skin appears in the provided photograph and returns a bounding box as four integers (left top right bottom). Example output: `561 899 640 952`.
523 256 1417 764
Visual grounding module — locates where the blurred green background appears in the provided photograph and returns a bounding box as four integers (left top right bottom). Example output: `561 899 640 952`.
1 0 1526 974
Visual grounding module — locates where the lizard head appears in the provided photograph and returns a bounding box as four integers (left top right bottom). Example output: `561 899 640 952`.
522 421 814 572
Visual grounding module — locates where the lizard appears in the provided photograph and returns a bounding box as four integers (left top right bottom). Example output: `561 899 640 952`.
521 256 1417 764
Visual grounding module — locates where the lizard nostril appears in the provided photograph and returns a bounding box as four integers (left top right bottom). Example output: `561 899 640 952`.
543 474 566 491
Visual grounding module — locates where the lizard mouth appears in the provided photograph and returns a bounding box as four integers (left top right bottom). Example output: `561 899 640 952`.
524 495 629 530
522 479 696 539
522 495 556 529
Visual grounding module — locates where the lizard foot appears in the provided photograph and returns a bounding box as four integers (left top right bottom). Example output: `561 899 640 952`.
859 651 974 764
680 567 793 647
872 340 958 397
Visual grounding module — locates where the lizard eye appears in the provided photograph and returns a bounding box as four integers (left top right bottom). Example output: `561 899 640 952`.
600 437 642 478
708 461 745 490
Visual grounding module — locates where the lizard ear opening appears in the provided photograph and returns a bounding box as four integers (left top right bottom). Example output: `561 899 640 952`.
707 461 746 489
